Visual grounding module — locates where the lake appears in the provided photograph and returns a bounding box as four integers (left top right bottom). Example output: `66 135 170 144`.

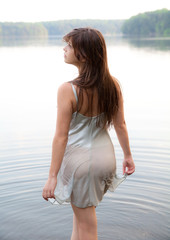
0 36 170 240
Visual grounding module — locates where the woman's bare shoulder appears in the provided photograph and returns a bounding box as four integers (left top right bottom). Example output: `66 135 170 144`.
59 82 70 87
111 76 121 91
57 82 72 92
57 82 76 108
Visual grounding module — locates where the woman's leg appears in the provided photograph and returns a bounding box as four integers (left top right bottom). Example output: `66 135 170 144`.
71 203 98 240
71 213 80 240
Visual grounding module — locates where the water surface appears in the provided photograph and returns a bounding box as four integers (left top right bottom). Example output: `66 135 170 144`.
0 36 170 240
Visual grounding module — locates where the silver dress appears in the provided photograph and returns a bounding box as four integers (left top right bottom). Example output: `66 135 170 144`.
49 83 127 208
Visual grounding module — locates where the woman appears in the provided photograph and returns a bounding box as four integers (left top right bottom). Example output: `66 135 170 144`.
42 28 135 240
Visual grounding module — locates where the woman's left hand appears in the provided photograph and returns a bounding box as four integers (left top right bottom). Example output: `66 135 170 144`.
42 176 57 201
123 155 135 175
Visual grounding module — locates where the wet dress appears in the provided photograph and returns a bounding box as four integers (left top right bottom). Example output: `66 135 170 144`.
49 83 126 208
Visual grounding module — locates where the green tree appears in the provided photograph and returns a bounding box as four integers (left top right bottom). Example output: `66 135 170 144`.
122 9 170 37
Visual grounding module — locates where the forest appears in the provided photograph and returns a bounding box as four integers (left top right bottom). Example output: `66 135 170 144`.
122 9 170 37
0 20 124 37
0 9 169 37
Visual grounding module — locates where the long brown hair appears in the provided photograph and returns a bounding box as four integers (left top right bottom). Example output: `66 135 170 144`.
63 28 120 128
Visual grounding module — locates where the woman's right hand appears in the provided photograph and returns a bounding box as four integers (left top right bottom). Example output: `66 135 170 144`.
123 155 135 175
42 176 57 201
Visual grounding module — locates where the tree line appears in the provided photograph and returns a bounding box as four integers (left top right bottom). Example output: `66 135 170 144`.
122 9 170 37
0 9 169 38
0 22 48 37
0 20 124 38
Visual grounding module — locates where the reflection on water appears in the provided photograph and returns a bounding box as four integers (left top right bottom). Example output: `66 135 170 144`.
0 36 170 240
125 37 170 51
0 35 61 47
1 35 170 52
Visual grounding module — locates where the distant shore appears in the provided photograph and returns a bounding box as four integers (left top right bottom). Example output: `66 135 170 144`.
0 9 169 38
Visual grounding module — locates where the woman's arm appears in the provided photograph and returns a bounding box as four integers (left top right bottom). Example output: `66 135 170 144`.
42 82 73 201
113 86 135 175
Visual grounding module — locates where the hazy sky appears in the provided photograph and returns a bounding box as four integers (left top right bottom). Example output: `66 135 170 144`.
0 0 170 22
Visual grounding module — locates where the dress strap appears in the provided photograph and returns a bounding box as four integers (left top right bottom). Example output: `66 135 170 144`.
71 83 78 108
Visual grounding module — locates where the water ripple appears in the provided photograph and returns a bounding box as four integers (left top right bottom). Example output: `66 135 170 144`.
0 136 170 240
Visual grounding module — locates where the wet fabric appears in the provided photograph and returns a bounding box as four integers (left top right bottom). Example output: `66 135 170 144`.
48 83 127 208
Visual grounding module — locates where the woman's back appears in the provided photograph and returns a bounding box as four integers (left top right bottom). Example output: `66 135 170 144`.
72 85 101 117
50 83 126 208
